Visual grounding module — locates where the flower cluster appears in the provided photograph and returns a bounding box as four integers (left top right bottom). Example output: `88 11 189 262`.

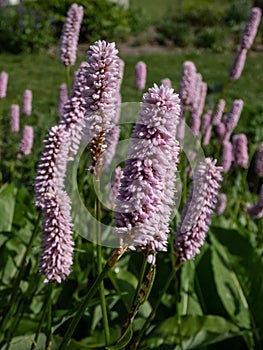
232 133 249 168
60 62 89 159
0 71 8 98
35 125 69 209
59 3 83 67
39 189 74 283
229 7 262 81
20 125 34 156
114 84 181 262
175 158 222 264
135 61 147 91
10 104 20 132
84 40 120 172
22 89 32 116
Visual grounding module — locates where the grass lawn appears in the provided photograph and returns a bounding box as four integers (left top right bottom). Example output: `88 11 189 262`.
0 46 262 139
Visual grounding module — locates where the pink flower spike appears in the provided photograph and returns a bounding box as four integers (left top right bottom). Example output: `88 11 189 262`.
135 61 147 91
10 104 20 132
223 99 243 139
229 46 247 81
161 78 172 88
58 83 68 118
114 84 181 262
20 125 34 156
215 193 227 215
0 71 8 98
240 7 262 50
212 99 226 126
175 158 223 264
59 3 84 67
39 189 74 283
232 133 249 168
179 61 196 107
221 140 233 173
22 89 33 116
255 142 263 177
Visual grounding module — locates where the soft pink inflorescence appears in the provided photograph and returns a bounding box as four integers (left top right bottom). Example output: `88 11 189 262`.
58 83 68 118
22 89 33 116
221 140 233 173
59 62 88 159
59 3 83 67
255 142 263 177
114 84 181 262
10 104 20 132
109 166 123 208
20 125 34 156
84 40 120 171
223 99 243 140
135 61 147 91
229 46 248 81
179 61 196 107
247 185 263 219
35 125 69 209
232 133 249 168
215 193 227 215
39 189 74 283
212 99 226 126
216 122 226 143
35 124 74 283
0 71 8 98
161 78 172 88
240 7 262 50
175 158 223 264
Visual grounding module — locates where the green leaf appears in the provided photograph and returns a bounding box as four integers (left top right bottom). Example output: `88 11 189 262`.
143 314 241 349
210 231 253 348
179 260 203 316
211 226 263 347
106 324 133 350
0 183 17 231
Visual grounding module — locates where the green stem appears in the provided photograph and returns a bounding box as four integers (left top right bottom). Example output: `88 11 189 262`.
58 247 126 350
95 178 110 346
131 264 181 349
45 283 53 350
0 212 42 332
65 66 71 93
119 259 156 346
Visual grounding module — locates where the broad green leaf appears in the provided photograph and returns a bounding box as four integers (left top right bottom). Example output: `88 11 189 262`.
106 324 133 350
211 226 263 346
179 260 203 316
210 232 253 348
143 314 241 349
0 183 17 231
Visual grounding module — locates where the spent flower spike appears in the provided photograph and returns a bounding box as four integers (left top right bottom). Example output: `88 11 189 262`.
175 158 222 264
114 84 181 262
